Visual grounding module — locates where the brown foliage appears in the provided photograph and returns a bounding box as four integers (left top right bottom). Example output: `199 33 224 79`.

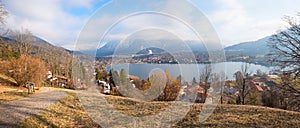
8 55 47 86
0 60 10 73
235 64 251 105
143 70 181 101
161 77 181 101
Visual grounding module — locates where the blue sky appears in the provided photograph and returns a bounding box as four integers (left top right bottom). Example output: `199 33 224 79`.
3 0 300 50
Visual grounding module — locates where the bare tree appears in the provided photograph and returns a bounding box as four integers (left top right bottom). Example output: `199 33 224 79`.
208 71 226 104
268 13 300 95
235 63 250 105
262 73 300 111
10 29 33 75
268 13 300 77
199 65 212 102
200 65 212 83
11 29 33 56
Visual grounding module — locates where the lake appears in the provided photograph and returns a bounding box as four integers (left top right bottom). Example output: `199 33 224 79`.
108 62 273 81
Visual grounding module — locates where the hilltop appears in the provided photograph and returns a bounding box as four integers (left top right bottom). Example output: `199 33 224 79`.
225 36 270 56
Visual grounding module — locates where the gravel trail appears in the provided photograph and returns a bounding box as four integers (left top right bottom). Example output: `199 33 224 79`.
0 88 66 127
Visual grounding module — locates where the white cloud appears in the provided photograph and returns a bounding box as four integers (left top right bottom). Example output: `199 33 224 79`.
107 13 199 40
75 0 208 51
205 0 300 46
3 0 96 50
3 0 300 50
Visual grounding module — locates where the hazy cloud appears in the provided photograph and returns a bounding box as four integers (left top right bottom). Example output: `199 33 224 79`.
3 0 300 50
3 0 97 50
205 0 300 46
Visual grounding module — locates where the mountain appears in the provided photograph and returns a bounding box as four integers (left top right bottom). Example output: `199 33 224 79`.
95 40 120 56
87 36 273 60
0 35 91 78
136 47 165 55
225 36 271 56
94 40 209 57
1 35 61 51
0 35 90 57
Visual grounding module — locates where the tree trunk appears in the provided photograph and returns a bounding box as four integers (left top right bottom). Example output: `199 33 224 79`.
242 78 246 105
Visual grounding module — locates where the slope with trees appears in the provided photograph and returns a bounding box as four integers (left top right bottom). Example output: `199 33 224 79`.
0 2 87 88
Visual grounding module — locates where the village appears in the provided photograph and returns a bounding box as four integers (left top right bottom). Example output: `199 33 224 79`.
92 62 284 107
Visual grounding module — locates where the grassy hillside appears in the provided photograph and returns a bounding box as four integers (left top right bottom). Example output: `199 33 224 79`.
225 36 270 56
18 90 300 128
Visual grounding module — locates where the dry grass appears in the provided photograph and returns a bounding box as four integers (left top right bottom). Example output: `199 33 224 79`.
0 84 32 105
17 90 300 128
101 94 300 127
176 104 300 127
18 92 101 128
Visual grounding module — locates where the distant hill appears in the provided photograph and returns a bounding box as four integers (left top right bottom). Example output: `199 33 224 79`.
1 35 66 52
94 40 209 57
136 47 165 55
1 33 274 62
93 37 273 57
0 35 90 58
225 36 271 56
95 40 120 56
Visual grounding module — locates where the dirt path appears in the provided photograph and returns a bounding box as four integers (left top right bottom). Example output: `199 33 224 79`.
0 88 66 127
